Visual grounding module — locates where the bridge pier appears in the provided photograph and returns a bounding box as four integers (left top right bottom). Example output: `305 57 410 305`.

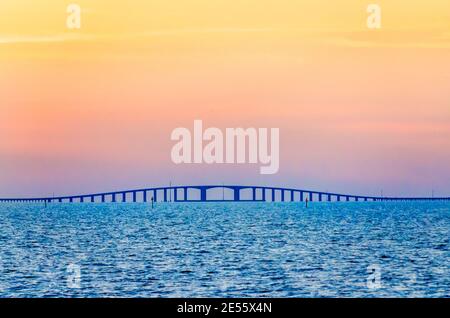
291 191 295 202
281 190 285 202
262 188 266 201
319 193 323 202
143 191 147 203
328 194 332 202
200 188 207 202
164 189 167 202
309 192 313 202
174 188 178 202
234 188 240 201
300 191 304 202
133 191 137 203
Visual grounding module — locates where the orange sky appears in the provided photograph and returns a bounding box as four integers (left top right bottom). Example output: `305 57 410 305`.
1 1 450 197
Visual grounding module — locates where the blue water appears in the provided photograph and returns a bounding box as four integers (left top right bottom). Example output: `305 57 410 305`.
0 202 448 298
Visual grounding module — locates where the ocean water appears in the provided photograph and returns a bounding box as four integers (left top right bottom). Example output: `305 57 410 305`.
0 202 448 298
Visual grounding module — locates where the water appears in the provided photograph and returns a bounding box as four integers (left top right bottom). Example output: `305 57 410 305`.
0 202 448 298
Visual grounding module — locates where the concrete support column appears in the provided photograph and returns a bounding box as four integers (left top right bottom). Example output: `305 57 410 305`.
200 188 207 202
234 188 240 201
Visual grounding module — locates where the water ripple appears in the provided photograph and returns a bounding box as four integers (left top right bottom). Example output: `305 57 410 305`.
0 202 449 297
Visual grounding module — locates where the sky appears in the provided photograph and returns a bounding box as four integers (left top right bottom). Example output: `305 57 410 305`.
1 0 450 197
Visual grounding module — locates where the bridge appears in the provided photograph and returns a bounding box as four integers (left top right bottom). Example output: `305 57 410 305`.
0 185 449 203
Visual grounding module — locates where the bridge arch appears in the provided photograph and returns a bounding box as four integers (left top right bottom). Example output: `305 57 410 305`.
1 185 448 203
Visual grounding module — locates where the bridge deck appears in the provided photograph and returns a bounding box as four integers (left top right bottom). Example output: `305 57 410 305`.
0 185 448 203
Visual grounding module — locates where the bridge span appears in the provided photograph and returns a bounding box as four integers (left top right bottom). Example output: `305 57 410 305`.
0 185 449 203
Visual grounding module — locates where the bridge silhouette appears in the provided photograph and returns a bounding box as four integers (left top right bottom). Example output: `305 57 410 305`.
0 185 449 203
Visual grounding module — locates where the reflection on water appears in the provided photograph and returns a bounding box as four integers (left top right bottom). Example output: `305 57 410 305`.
0 202 449 297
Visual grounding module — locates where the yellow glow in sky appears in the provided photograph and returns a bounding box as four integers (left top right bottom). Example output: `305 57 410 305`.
0 1 449 196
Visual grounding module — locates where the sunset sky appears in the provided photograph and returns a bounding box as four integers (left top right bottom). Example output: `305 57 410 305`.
1 0 450 197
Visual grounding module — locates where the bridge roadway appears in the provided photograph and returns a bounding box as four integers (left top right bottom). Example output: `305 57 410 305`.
0 185 449 203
